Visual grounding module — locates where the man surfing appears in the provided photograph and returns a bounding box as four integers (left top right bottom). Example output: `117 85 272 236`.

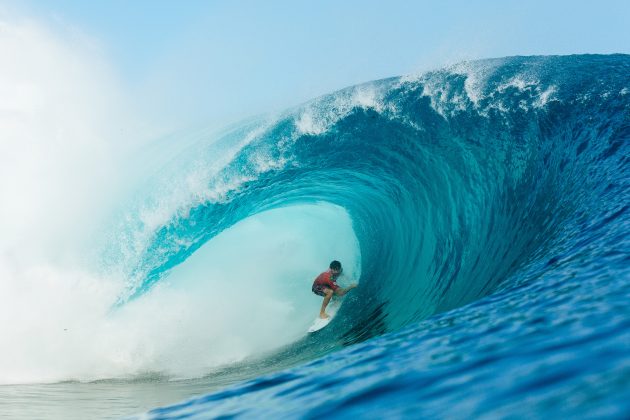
312 260 357 319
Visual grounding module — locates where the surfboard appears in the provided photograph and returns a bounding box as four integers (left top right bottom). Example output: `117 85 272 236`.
308 297 343 333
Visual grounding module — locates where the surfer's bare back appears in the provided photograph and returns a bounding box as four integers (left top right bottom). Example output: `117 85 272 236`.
312 260 357 319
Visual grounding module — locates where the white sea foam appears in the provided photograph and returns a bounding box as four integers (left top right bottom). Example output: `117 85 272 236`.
294 84 389 136
0 17 136 383
400 60 492 118
414 61 559 117
533 86 557 109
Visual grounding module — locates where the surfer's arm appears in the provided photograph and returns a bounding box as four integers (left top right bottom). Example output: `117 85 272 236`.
334 283 357 296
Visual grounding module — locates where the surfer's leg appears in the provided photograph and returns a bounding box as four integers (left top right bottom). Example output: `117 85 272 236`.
319 288 334 319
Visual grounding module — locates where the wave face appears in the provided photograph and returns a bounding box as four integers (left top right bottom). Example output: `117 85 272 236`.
120 55 630 417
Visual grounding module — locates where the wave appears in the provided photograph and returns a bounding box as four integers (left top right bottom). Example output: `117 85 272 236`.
106 54 629 372
2 54 628 385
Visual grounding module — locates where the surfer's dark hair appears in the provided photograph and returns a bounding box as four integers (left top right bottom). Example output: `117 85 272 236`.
329 260 342 270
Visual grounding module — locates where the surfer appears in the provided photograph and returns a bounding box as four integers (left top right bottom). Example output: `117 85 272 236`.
312 260 357 319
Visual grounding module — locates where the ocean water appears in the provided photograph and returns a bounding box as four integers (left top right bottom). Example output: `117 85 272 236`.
1 55 629 419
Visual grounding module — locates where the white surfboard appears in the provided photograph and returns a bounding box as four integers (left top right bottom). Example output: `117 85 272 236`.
308 297 343 333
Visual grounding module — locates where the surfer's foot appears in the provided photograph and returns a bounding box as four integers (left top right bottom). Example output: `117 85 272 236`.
319 313 330 319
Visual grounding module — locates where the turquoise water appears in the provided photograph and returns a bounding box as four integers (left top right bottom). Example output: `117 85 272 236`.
2 55 628 419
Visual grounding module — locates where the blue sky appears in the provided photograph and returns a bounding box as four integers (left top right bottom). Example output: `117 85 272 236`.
6 0 630 129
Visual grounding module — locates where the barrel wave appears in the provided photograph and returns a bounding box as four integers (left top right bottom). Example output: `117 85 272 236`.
106 55 630 418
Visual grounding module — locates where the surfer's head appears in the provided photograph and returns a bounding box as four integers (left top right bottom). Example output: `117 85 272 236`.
329 260 342 276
